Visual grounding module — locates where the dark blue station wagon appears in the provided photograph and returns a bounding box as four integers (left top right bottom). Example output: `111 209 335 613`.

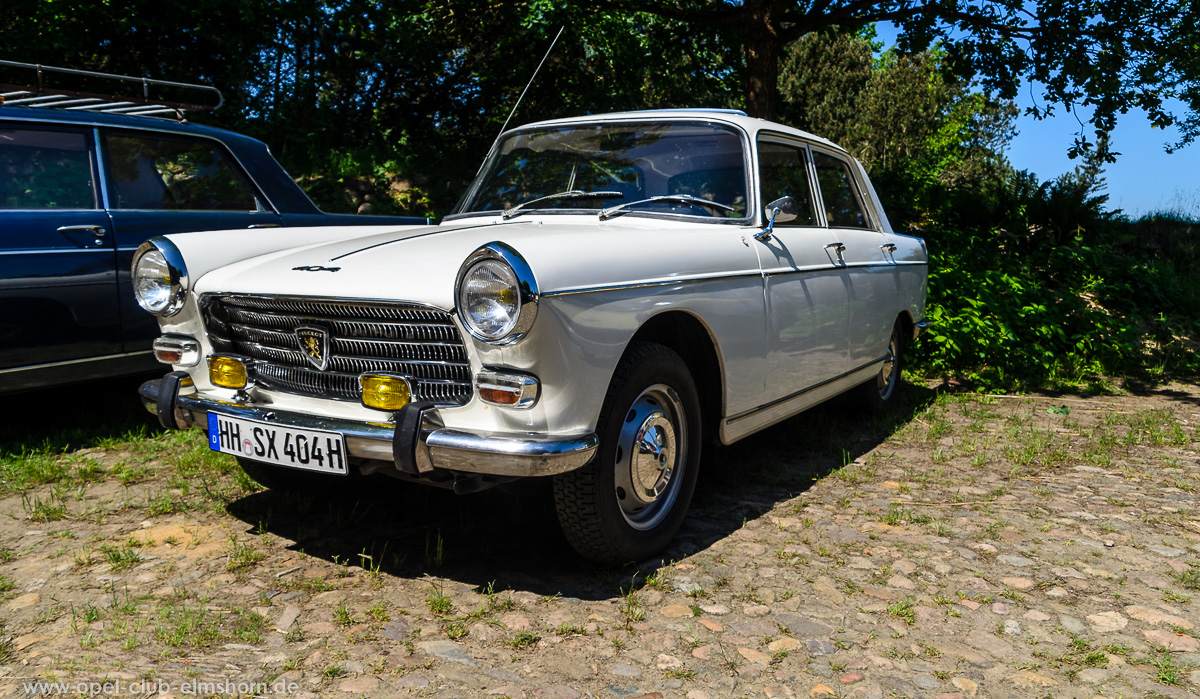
0 78 422 393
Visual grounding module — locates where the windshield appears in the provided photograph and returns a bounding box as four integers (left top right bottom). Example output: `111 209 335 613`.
453 121 749 220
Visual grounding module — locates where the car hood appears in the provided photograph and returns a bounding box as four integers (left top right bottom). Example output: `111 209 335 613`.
194 217 763 309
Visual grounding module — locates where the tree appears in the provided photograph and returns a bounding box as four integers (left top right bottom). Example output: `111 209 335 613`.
601 0 1200 157
779 30 1017 226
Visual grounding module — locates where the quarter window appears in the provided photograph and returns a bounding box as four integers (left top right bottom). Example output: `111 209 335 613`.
813 152 870 229
0 128 95 210
104 133 258 211
757 140 817 226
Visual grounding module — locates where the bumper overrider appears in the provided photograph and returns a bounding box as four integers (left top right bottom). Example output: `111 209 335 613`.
139 372 597 482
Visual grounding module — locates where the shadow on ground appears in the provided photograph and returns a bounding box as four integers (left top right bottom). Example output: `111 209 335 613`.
222 383 940 601
0 373 162 455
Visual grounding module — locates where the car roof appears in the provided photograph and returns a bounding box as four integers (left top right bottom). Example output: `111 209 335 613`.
0 104 264 146
514 109 849 155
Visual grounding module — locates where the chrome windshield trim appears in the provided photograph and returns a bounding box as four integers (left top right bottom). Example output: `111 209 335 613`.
454 117 757 223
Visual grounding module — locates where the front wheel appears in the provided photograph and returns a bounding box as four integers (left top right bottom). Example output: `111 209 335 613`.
553 342 702 565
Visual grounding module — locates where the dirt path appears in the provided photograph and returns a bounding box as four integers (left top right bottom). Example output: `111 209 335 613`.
1 382 1198 698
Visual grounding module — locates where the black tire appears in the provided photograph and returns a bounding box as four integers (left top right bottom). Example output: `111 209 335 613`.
863 321 905 413
552 341 703 565
235 457 346 493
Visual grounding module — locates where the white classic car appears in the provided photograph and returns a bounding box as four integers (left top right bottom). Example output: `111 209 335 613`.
136 109 927 564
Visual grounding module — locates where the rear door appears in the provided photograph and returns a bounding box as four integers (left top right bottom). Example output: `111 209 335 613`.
754 135 852 401
809 148 892 368
99 129 282 351
0 123 121 372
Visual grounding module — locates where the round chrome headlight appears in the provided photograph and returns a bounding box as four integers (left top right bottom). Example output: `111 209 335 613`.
455 243 538 344
132 238 188 316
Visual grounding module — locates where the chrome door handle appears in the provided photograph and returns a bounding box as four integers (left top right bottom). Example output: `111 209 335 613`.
880 243 897 254
57 225 107 237
824 242 845 255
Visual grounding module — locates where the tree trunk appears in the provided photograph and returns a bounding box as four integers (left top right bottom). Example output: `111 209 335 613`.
742 0 783 120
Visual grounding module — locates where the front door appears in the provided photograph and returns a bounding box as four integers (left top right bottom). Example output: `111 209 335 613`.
0 123 121 374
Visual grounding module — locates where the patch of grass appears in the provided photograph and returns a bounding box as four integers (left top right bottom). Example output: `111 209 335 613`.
22 493 67 522
1151 651 1185 686
153 600 264 649
225 539 264 573
664 667 696 680
1175 566 1200 591
367 601 390 622
509 631 540 649
99 544 142 571
886 597 916 625
281 577 333 593
426 584 453 616
333 604 355 627
880 503 931 526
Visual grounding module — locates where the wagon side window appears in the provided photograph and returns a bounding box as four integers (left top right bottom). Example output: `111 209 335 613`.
812 151 870 229
0 128 96 210
103 132 260 211
757 140 817 226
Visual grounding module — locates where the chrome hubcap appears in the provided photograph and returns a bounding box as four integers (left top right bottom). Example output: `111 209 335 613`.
614 384 687 531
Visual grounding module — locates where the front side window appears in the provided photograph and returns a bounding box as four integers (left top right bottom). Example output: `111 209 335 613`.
758 139 817 226
813 151 870 229
104 132 258 211
455 121 749 220
0 128 95 210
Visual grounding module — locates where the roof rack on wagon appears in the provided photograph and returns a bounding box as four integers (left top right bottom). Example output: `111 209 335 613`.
0 59 222 120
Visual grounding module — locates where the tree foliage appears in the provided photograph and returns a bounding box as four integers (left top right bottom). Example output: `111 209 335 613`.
610 0 1200 159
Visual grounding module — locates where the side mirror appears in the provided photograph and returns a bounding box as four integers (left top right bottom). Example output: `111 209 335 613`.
755 196 798 241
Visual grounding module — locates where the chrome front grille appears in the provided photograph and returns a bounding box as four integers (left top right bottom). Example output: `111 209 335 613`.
201 295 473 406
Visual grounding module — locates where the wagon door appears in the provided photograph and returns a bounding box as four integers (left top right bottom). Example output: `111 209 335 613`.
0 123 122 383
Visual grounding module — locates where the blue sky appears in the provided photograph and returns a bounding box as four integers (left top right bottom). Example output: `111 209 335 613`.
874 24 1198 219
1006 100 1198 218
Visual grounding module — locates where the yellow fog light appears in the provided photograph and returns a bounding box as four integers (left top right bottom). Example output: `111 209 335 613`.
208 355 249 389
360 374 411 411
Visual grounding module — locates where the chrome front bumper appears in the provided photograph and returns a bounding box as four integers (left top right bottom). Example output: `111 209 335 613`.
138 375 597 479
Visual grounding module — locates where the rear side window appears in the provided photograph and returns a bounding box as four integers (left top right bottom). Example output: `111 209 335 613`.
758 140 817 226
813 152 870 229
104 132 258 211
0 128 95 210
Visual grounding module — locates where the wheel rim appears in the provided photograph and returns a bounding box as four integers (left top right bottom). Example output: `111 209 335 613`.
877 338 898 400
613 383 687 531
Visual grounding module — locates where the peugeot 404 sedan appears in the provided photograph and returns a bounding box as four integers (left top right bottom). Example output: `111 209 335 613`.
137 109 927 564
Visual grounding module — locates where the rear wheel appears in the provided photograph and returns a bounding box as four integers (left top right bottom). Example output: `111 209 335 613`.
863 321 905 413
553 342 702 565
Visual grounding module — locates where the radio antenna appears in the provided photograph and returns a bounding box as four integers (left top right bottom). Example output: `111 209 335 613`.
496 26 564 139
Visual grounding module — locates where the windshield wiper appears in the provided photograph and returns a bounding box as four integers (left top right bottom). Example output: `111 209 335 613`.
598 194 736 221
501 190 624 220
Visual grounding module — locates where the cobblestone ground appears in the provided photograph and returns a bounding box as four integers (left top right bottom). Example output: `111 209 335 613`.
1 381 1199 698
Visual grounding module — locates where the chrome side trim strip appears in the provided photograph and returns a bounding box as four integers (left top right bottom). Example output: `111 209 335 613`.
0 350 152 374
720 357 884 444
542 260 926 298
542 270 764 298
0 248 113 255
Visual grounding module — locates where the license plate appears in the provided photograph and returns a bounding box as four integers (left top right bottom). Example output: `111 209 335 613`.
207 413 348 475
